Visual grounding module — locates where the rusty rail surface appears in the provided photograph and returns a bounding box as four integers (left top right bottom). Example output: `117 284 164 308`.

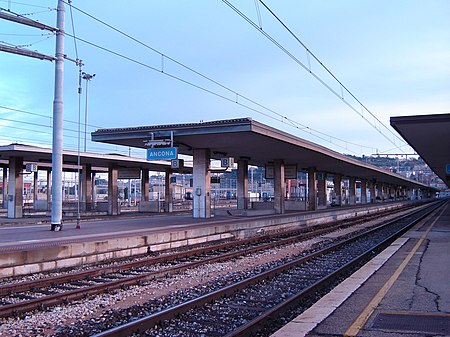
89 200 444 337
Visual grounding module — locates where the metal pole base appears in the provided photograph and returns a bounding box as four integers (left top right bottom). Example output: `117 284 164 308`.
51 223 63 231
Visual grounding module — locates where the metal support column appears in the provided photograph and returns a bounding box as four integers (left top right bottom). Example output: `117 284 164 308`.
51 0 65 229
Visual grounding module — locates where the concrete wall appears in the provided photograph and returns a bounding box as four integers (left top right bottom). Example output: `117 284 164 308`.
97 201 121 213
251 201 274 210
285 200 308 211
139 200 161 213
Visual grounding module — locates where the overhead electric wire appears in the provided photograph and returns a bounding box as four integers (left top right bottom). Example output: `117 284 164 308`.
61 1 280 115
0 118 117 152
64 32 376 156
0 105 102 129
61 3 378 155
15 34 53 48
17 8 55 17
0 115 83 135
2 2 387 155
1 1 379 155
258 0 405 145
0 32 54 37
254 0 263 29
222 0 407 152
0 130 115 153
0 0 53 10
67 0 79 61
0 105 139 156
0 124 62 139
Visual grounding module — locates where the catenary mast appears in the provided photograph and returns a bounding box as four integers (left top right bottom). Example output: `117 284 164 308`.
0 1 64 228
51 0 65 230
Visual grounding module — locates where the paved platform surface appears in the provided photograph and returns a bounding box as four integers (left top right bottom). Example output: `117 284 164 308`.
0 201 400 251
0 211 215 250
3 202 417 278
271 200 450 337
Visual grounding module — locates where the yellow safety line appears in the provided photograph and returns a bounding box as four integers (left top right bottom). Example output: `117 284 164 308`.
344 204 447 337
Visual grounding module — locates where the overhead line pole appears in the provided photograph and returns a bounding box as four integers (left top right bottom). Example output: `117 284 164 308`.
51 0 65 231
82 72 95 152
1 1 66 229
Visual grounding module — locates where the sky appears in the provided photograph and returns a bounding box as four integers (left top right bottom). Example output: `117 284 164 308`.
0 0 449 159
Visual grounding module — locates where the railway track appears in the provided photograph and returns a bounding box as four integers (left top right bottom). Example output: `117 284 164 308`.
82 200 444 337
0 203 421 319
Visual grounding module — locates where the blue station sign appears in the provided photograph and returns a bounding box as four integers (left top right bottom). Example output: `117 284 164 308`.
446 163 450 175
147 147 178 161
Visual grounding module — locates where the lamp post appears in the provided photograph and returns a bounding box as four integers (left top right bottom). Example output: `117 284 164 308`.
82 72 95 152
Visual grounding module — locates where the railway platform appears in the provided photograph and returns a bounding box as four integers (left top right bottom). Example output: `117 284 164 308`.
271 200 450 337
0 201 413 278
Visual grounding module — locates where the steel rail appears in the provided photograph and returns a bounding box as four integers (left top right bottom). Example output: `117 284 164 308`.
225 200 446 337
89 200 444 337
0 216 344 295
0 202 427 319
0 205 402 318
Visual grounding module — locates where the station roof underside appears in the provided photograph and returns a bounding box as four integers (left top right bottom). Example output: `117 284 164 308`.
92 117 432 190
391 113 450 188
0 144 177 173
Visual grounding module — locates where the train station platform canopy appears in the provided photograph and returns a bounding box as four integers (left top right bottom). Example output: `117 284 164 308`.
0 143 177 173
92 117 432 190
391 113 450 188
0 143 191 220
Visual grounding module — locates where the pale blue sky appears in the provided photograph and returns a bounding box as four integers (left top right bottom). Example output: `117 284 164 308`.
0 1 449 158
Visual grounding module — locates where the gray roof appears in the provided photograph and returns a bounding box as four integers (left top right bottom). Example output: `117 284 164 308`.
391 113 450 188
93 117 433 190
